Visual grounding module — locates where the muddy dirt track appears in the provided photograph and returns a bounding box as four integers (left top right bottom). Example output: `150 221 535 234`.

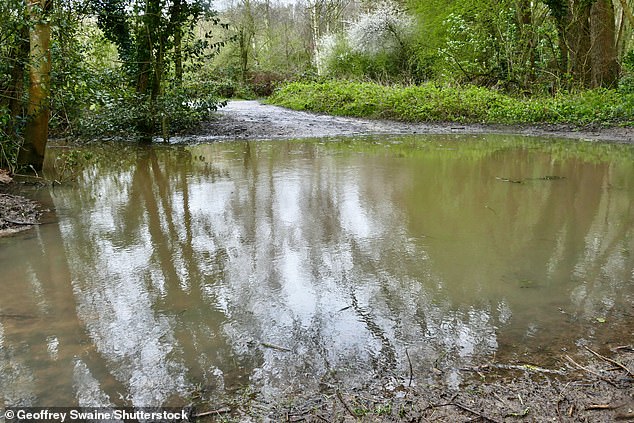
190 100 634 144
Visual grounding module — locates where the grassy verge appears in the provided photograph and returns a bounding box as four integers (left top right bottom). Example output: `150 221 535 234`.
268 80 634 126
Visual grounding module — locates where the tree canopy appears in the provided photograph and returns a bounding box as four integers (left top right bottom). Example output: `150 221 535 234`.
1 0 225 170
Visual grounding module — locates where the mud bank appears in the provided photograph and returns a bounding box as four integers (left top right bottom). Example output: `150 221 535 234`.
0 191 42 236
195 347 634 422
190 100 634 144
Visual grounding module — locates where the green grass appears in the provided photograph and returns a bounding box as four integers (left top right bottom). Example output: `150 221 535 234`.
268 80 634 126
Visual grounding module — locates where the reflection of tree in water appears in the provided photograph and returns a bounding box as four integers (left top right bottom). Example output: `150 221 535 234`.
566 163 634 330
48 146 248 407
187 141 507 397
22 138 634 406
205 140 634 395
0 189 128 408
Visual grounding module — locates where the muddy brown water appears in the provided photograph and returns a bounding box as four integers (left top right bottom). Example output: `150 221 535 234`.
1 134 634 409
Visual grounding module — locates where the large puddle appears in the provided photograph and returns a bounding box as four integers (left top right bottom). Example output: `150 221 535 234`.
1 134 634 408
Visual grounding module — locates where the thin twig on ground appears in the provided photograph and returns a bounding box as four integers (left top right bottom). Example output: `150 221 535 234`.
585 403 625 410
584 346 634 378
313 414 330 422
192 407 232 417
565 355 618 387
424 394 502 423
261 342 292 352
335 390 356 419
405 348 413 387
450 401 503 423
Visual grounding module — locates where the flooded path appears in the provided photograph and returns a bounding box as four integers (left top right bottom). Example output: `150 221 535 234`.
1 131 634 418
189 100 634 143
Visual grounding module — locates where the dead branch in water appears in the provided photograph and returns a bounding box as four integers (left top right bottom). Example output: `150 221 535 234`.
3 217 40 225
261 342 292 352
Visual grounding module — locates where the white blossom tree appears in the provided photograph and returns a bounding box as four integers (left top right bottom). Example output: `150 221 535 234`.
315 0 415 76
346 1 414 55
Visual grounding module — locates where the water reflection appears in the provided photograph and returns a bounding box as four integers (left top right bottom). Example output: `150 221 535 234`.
1 135 634 406
0 205 88 407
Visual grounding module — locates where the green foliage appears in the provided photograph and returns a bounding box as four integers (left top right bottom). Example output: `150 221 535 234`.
0 103 24 172
406 0 562 92
50 9 99 135
619 50 634 94
57 2 225 139
205 0 311 98
77 67 223 137
0 0 227 172
0 114 21 173
0 0 28 171
97 1 224 138
161 83 226 132
320 39 413 82
623 50 634 71
269 80 634 126
53 149 95 184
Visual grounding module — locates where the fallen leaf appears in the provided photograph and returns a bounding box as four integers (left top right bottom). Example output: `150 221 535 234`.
0 170 12 184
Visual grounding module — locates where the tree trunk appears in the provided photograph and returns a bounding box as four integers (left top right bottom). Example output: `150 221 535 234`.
136 0 161 143
172 0 183 85
591 0 619 87
18 0 51 171
543 0 569 81
569 1 592 87
238 0 255 83
617 0 634 28
310 1 321 64
239 28 251 83
517 0 536 89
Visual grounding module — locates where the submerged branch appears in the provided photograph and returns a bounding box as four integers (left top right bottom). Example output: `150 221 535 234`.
261 342 292 352
461 363 565 375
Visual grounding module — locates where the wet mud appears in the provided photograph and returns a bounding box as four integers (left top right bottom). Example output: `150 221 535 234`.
190 100 634 144
0 183 42 237
195 348 634 422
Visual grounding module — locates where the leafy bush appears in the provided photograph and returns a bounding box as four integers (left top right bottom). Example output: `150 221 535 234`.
0 106 22 172
248 71 287 97
78 76 223 138
619 50 634 94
